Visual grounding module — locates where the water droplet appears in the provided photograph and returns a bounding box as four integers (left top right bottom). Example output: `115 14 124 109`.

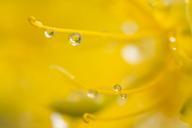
44 30 54 38
120 93 128 100
69 33 81 46
113 84 122 93
87 89 98 99
117 93 128 105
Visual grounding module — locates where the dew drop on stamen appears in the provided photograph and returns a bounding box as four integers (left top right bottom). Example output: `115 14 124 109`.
87 89 98 99
69 33 81 46
44 30 54 38
113 84 122 93
117 93 128 105
120 93 128 100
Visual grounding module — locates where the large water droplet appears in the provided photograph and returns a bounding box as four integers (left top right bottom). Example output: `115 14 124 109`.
44 30 54 38
69 33 81 46
87 89 98 99
113 84 122 93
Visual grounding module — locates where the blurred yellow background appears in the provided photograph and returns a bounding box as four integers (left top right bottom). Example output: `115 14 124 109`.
0 0 192 128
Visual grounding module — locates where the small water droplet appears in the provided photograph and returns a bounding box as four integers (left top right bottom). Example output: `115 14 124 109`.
113 84 122 93
69 33 81 46
44 30 54 38
87 89 98 99
117 93 128 105
120 93 128 100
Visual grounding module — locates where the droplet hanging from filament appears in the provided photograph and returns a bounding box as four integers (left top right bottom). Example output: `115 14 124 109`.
69 33 81 46
120 93 128 100
44 30 54 38
87 89 98 99
113 84 122 93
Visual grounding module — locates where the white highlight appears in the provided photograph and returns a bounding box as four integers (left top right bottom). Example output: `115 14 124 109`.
121 45 141 64
121 21 138 35
169 36 176 43
50 65 75 80
51 113 68 128
162 0 173 6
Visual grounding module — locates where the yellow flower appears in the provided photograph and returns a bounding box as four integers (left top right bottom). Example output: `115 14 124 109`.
0 0 192 128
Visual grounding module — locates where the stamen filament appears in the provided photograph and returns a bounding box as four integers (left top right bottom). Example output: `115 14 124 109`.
28 16 162 40
82 93 167 123
51 63 167 96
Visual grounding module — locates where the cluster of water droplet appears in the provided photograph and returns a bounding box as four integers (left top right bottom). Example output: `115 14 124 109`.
44 30 81 46
85 84 128 103
113 84 128 102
